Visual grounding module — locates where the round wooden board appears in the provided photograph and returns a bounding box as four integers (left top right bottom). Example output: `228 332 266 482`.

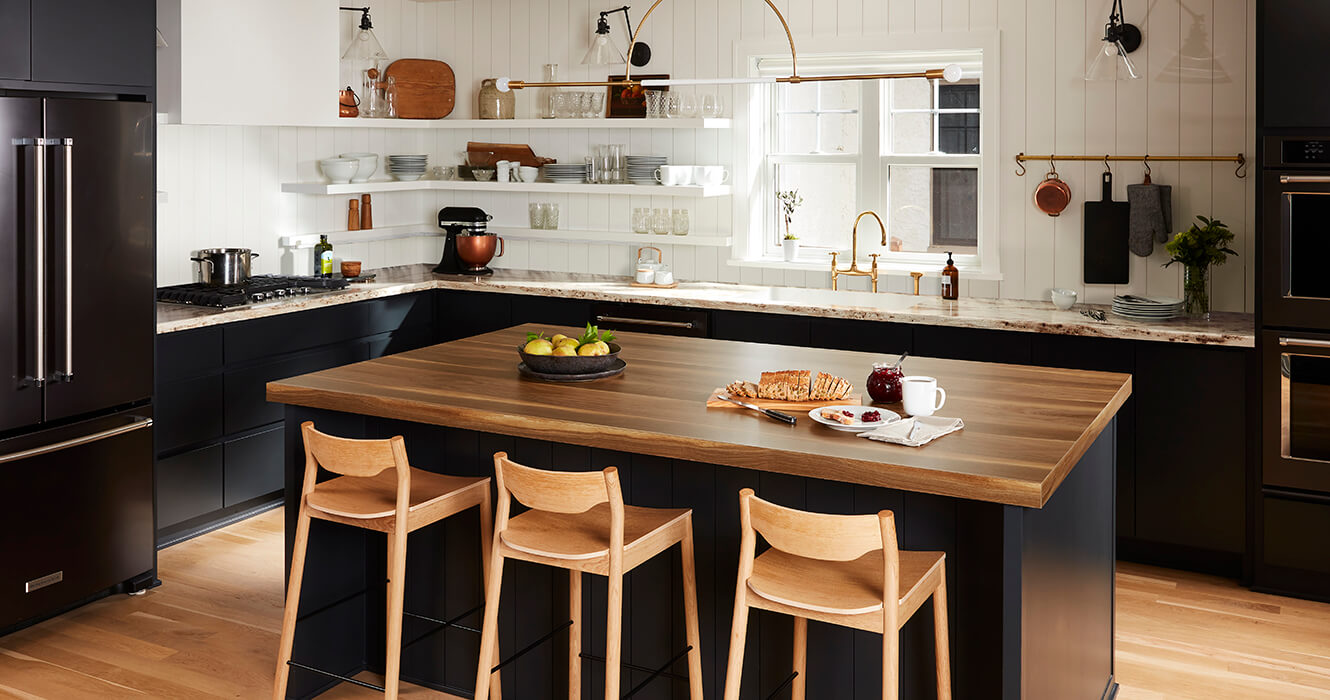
384 59 456 119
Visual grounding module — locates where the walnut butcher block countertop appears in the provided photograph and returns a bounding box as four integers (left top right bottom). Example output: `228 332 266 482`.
268 325 1131 508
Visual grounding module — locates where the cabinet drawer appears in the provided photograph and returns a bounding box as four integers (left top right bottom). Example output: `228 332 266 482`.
224 344 367 434
156 374 224 454
224 426 284 507
810 317 910 354
712 311 811 346
590 303 709 338
914 326 1033 364
157 327 223 383
156 445 223 530
435 290 512 342
225 304 369 365
365 292 434 337
366 326 435 360
1264 495 1330 575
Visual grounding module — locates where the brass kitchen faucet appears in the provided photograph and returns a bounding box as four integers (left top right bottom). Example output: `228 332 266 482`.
830 211 885 292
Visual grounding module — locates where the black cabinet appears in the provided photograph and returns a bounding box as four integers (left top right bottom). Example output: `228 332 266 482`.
0 0 30 81
223 344 366 434
436 290 512 342
156 445 223 530
511 296 593 328
914 325 1033 365
224 427 285 508
712 310 811 346
31 0 155 88
156 374 223 454
811 317 911 354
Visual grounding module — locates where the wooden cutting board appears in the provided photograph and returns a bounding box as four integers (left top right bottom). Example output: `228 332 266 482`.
466 142 556 168
384 59 456 119
706 389 863 411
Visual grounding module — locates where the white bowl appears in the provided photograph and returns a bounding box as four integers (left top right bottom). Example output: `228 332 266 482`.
320 158 359 184
340 152 378 183
1051 288 1078 310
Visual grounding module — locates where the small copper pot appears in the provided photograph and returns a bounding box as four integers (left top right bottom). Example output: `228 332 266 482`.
455 233 504 269
1034 165 1072 217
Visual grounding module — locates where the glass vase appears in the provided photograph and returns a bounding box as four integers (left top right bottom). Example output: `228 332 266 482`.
538 64 558 119
1183 263 1212 320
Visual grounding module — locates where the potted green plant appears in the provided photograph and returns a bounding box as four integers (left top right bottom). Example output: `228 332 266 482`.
778 189 803 261
1163 215 1238 319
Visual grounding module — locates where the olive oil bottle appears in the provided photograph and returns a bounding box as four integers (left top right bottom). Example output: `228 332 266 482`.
313 235 334 277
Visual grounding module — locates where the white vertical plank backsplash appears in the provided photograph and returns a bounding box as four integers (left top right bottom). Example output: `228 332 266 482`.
156 0 1256 313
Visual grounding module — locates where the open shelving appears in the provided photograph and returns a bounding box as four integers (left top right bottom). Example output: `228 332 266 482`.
279 224 732 250
317 117 731 130
280 180 732 198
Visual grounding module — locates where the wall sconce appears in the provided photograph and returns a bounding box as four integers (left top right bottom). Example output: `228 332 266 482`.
1086 0 1142 81
583 6 652 67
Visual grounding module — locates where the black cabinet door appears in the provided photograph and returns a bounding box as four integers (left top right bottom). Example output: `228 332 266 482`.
0 0 30 80
511 296 593 329
1134 344 1246 557
156 374 224 455
156 444 224 530
224 343 367 434
43 99 155 421
223 426 284 508
914 325 1033 365
810 317 911 355
31 0 154 87
436 290 512 342
1261 0 1330 129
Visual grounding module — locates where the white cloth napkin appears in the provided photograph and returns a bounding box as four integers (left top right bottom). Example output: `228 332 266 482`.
858 416 964 447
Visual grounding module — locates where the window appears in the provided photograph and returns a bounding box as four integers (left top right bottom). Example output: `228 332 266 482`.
746 42 997 275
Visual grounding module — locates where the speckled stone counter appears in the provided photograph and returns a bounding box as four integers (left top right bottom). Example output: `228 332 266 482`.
156 264 1255 347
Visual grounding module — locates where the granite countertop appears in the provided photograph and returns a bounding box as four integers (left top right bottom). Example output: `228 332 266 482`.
156 264 1256 347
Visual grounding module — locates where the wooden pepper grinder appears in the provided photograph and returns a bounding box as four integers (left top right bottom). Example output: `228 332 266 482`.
360 194 373 230
347 198 360 231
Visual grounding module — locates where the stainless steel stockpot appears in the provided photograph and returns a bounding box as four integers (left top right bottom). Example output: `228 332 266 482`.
192 248 259 286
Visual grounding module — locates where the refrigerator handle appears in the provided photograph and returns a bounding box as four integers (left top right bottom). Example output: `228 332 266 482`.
0 416 152 464
53 138 73 383
14 138 46 387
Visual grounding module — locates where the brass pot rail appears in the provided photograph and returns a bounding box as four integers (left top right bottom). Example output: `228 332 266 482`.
1014 153 1247 178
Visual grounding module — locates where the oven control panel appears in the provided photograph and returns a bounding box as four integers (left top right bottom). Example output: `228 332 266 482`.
1282 139 1330 164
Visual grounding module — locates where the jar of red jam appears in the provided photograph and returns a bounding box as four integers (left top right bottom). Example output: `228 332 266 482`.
867 362 904 403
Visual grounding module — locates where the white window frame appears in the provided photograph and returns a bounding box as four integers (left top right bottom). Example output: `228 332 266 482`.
732 31 1002 280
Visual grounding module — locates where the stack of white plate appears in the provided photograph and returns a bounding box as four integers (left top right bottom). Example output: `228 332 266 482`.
627 155 667 185
542 163 588 183
1111 295 1184 320
387 155 428 181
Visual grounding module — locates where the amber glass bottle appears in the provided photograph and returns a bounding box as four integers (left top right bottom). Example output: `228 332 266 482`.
941 251 959 300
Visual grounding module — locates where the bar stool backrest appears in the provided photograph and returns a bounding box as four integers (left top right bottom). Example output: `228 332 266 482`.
741 488 896 562
301 421 410 478
493 453 622 515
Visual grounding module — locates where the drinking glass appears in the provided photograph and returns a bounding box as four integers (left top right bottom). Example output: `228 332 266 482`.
679 90 699 118
545 203 560 229
529 203 545 229
664 93 681 119
606 144 625 184
632 207 650 233
585 155 601 184
645 90 664 118
650 208 671 235
671 208 690 236
588 91 606 118
701 92 723 118
553 92 574 118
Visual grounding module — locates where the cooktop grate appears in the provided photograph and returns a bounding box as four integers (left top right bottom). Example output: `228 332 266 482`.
157 275 351 308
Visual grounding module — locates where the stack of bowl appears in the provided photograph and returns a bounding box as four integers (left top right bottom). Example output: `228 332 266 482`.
339 152 378 183
627 155 667 185
387 154 428 181
319 158 359 184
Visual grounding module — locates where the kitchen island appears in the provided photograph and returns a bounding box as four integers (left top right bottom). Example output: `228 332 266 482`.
268 325 1131 699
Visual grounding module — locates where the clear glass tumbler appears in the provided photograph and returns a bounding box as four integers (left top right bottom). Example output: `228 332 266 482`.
645 90 663 118
671 208 690 236
651 208 671 235
545 203 560 230
701 92 723 118
679 90 699 118
529 203 545 229
606 144 625 184
632 207 650 233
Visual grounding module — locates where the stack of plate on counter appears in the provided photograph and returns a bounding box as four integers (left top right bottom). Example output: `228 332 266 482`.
542 163 589 183
627 155 668 185
1111 295 1184 320
387 155 428 181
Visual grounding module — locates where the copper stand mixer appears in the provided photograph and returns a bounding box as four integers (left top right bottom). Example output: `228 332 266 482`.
434 206 503 276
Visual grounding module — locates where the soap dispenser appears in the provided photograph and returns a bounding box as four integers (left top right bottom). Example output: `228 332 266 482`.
941 251 959 300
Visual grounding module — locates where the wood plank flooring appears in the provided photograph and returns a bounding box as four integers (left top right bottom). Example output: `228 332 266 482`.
0 508 1326 699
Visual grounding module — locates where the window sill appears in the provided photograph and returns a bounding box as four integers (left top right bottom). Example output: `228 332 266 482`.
727 257 1005 282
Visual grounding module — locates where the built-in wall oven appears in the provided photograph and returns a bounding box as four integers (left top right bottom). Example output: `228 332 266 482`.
1263 331 1330 493
1261 136 1330 330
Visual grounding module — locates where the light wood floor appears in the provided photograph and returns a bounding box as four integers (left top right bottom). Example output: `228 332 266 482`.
0 508 1327 699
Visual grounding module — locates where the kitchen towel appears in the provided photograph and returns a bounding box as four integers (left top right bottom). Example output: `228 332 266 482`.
859 416 964 447
1127 183 1173 257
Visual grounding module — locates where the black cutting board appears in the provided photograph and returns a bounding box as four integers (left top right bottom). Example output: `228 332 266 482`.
1083 171 1130 284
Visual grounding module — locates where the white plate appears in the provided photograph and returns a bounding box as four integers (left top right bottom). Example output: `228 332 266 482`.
807 405 900 432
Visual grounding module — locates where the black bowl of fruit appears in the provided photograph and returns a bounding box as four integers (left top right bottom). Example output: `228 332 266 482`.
518 323 622 375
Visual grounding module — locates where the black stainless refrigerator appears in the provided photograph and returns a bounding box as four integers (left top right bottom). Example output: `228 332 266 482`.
0 97 155 632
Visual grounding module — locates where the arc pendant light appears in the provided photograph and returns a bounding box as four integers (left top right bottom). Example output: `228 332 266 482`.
496 0 963 93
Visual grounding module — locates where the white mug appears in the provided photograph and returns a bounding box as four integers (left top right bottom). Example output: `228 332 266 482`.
901 376 946 417
496 160 511 183
519 165 539 182
691 165 729 186
655 269 674 285
654 165 692 186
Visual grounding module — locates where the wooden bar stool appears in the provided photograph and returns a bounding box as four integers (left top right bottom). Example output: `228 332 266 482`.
273 422 501 700
473 452 704 700
723 488 951 700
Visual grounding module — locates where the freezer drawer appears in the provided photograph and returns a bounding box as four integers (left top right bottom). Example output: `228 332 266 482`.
0 407 154 630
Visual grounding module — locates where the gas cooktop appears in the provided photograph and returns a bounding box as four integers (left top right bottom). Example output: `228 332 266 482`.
156 275 351 309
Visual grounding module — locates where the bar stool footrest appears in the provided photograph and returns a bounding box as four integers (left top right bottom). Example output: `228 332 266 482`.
491 619 575 673
622 645 694 699
764 671 798 700
285 660 385 693
401 603 486 650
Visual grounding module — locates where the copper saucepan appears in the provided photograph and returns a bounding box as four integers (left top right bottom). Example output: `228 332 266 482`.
1033 160 1072 217
455 233 504 270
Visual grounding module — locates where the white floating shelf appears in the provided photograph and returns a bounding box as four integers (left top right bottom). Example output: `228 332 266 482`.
492 227 732 247
280 224 732 249
281 180 732 198
320 117 731 130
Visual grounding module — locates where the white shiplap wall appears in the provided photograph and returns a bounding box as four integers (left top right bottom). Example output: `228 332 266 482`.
156 0 1255 312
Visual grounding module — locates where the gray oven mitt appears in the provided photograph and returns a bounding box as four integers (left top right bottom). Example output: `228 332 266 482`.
1127 183 1173 257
